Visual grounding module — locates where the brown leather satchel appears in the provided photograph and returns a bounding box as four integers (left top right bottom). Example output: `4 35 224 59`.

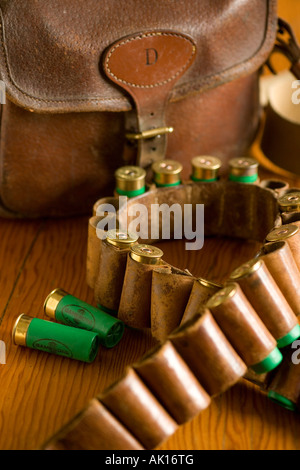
0 0 280 218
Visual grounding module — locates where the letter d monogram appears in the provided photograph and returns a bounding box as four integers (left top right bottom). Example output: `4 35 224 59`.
145 48 158 65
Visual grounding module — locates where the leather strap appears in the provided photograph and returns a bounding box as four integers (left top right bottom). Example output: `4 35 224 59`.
103 31 196 168
274 19 300 80
266 19 300 79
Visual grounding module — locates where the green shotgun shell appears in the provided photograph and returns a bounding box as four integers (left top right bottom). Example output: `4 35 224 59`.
229 157 259 183
152 160 182 187
44 289 125 348
191 156 221 182
115 166 146 197
12 314 99 363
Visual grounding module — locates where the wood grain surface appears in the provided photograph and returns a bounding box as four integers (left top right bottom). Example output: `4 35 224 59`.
0 0 300 451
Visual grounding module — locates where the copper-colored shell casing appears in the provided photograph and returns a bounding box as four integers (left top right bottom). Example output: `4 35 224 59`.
207 283 277 367
261 241 300 316
43 399 144 450
230 259 298 341
169 310 247 397
134 341 211 424
99 368 178 449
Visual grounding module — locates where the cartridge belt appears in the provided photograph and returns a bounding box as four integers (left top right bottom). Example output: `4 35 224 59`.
43 180 300 450
87 180 284 340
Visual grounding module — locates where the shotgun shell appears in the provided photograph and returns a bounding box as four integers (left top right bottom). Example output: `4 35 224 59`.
106 229 139 249
278 191 300 213
152 160 182 187
115 166 146 197
130 244 164 265
266 224 300 271
12 314 99 363
191 156 221 182
229 259 300 348
44 289 125 348
228 157 259 183
206 283 282 374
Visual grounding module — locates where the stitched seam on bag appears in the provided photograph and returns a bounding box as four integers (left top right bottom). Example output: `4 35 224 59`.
104 32 196 89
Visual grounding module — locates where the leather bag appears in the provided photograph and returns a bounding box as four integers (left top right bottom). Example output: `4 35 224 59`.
0 0 278 218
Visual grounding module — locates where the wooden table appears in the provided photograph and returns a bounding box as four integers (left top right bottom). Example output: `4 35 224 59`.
0 0 300 452
0 211 300 451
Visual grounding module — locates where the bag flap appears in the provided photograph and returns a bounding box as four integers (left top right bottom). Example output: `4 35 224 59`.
0 0 277 113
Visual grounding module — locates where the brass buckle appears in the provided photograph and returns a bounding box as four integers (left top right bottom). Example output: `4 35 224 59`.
125 126 174 141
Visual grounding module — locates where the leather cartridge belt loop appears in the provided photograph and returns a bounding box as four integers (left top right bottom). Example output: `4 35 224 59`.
43 180 300 450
